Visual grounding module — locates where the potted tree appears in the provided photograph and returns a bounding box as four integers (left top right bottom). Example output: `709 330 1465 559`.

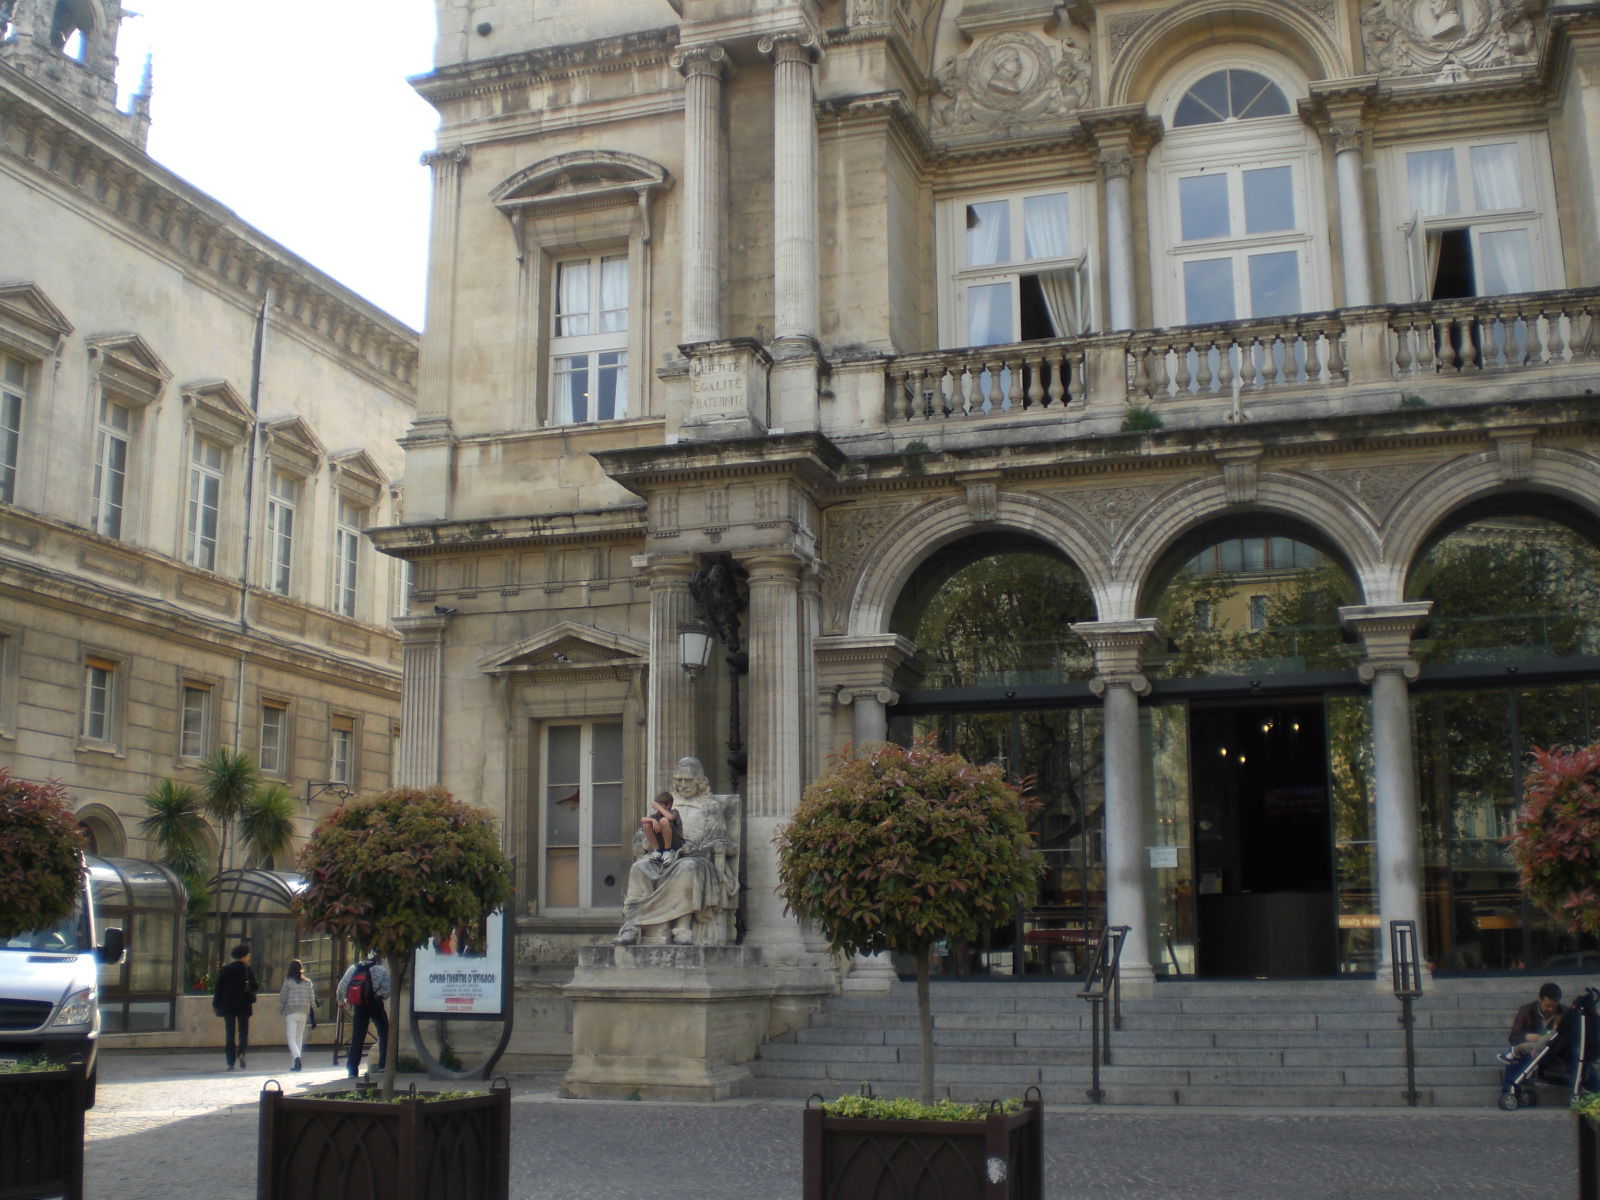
1511 744 1600 1199
776 740 1044 1200
256 786 513 1200
0 771 90 1200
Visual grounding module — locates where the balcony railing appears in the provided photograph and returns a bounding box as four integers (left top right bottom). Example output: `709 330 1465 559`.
879 286 1600 427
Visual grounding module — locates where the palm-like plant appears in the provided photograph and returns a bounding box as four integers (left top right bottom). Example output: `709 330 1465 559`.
138 779 212 914
196 747 257 872
239 783 296 869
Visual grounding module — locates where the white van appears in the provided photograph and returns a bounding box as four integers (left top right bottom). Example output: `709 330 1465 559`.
0 866 125 1107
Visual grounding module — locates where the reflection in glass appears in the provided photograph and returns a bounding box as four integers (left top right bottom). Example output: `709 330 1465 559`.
965 200 1010 267
1183 258 1235 324
1243 166 1294 234
1247 251 1300 317
1179 174 1229 242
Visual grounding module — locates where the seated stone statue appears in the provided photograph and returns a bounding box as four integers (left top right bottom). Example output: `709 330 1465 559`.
615 756 739 946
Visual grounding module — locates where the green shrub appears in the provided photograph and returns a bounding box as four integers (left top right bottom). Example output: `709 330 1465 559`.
1514 745 1600 936
822 1094 1022 1121
1121 403 1163 432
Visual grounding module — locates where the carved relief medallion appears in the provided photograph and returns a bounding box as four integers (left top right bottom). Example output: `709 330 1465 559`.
932 31 1091 134
1360 0 1535 78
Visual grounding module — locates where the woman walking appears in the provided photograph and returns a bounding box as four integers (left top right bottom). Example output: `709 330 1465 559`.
278 958 317 1072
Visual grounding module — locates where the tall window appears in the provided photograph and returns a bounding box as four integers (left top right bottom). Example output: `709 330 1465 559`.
1401 139 1544 300
179 683 212 759
0 354 23 504
329 714 355 784
260 702 288 775
951 190 1088 346
550 254 628 424
265 469 298 595
184 436 225 570
92 398 131 538
332 498 364 618
542 721 624 911
1154 66 1321 326
83 657 116 742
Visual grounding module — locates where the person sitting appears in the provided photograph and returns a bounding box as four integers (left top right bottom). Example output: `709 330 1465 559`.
1498 981 1564 1096
641 791 681 863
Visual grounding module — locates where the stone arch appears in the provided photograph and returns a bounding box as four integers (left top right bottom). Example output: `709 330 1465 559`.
74 802 125 858
1384 448 1600 596
1106 0 1348 110
845 491 1113 637
1114 472 1384 618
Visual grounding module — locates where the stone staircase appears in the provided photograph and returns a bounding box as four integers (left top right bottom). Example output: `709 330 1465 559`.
749 976 1596 1107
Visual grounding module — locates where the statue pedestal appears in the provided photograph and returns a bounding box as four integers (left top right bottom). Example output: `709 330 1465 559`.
561 944 774 1101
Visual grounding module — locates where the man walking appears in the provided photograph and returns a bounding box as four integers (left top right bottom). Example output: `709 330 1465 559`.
336 952 390 1080
212 944 259 1071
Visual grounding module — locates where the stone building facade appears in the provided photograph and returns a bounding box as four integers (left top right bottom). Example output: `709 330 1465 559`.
0 1 418 870
385 0 1600 1057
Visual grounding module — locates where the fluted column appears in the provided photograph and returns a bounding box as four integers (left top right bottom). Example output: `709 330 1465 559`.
1341 602 1432 979
417 147 469 427
1100 150 1136 332
760 33 820 348
672 45 729 345
395 613 450 787
1331 124 1373 307
646 555 699 793
1071 619 1166 989
741 550 813 958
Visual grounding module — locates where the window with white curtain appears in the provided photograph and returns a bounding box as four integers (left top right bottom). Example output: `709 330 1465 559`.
1152 66 1322 326
184 436 225 571
550 253 628 424
92 397 132 539
1397 138 1547 300
0 354 24 505
944 188 1090 348
264 469 298 596
332 497 364 619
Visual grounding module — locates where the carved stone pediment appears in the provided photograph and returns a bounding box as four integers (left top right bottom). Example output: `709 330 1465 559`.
931 28 1091 136
480 620 649 675
1359 0 1537 80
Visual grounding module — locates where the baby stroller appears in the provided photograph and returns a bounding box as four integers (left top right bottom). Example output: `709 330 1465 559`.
1499 986 1600 1111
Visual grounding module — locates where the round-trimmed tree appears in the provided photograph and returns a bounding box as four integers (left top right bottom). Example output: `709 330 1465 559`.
295 786 511 1098
776 740 1041 1102
0 770 86 939
1514 744 1600 937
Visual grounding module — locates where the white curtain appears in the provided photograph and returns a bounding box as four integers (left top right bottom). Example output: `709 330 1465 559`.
1037 265 1088 337
1476 228 1533 296
1022 195 1086 337
599 257 629 332
1406 150 1457 217
556 261 590 335
1469 144 1522 212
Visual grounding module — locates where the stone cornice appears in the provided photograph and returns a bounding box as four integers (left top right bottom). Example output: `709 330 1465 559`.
412 26 681 103
0 67 419 395
595 431 851 496
369 508 649 558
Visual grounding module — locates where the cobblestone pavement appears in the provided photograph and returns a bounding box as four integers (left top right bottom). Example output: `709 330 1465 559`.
86 1049 1570 1199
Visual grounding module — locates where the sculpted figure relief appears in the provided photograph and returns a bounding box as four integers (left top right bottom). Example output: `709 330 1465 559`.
1360 0 1535 77
615 757 740 947
932 30 1091 135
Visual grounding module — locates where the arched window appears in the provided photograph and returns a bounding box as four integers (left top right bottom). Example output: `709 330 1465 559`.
1172 69 1290 127
1149 58 1325 327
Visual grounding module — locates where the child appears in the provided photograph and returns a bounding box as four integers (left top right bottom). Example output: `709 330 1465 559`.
641 791 682 863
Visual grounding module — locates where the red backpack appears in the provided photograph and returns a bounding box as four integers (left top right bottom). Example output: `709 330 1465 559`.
345 963 373 1007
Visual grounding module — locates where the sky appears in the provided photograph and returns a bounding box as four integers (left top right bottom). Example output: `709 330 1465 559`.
113 1 440 329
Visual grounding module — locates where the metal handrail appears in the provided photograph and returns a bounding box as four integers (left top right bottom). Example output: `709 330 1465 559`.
1077 924 1129 1104
1390 919 1424 1107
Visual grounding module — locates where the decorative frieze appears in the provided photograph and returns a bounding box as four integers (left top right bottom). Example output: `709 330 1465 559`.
931 29 1091 136
1360 0 1537 78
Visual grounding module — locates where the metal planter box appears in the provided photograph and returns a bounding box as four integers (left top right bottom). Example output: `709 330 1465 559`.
257 1082 511 1200
1580 1113 1600 1200
803 1096 1044 1200
0 1061 86 1200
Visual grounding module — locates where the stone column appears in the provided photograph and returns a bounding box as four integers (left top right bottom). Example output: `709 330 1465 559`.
741 550 812 958
1340 603 1432 979
759 33 821 350
1331 125 1373 308
417 147 469 429
1071 619 1166 989
672 45 729 345
839 686 897 746
646 554 700 793
1100 149 1136 332
395 613 450 787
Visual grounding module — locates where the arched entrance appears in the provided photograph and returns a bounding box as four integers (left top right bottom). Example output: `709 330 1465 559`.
885 535 1103 977
1406 505 1600 972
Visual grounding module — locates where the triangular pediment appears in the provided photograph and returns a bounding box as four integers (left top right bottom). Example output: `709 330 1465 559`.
182 380 253 443
261 416 326 476
329 448 387 506
480 621 649 674
0 283 73 355
88 333 171 404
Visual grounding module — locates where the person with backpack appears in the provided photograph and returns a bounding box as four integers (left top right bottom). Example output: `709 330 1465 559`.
335 951 390 1080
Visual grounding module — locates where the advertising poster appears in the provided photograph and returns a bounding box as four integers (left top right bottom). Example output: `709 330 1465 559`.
412 909 506 1019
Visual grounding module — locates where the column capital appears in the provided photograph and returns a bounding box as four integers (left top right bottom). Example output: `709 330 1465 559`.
1081 105 1162 162
637 552 700 583
1071 619 1165 695
420 145 470 171
739 548 809 580
1339 602 1432 682
836 685 898 707
758 30 821 64
672 42 730 80
395 613 451 640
